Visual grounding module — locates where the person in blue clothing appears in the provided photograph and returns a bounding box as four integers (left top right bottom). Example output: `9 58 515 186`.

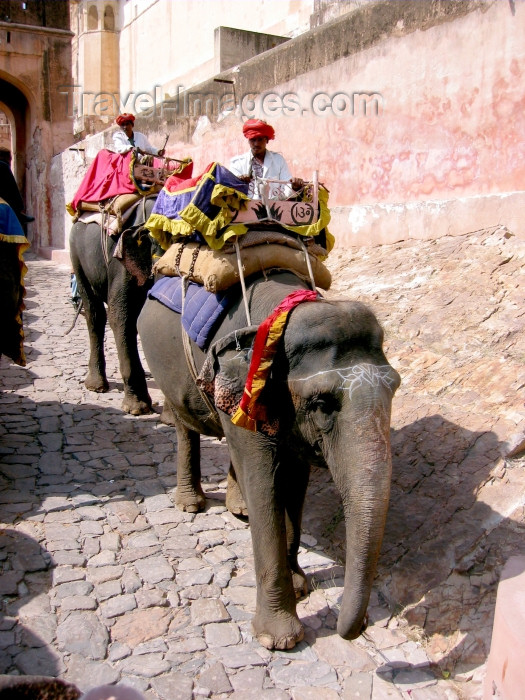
0 147 34 227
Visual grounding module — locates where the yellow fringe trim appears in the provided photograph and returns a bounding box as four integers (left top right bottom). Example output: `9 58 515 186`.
210 183 250 211
146 214 194 250
279 187 334 255
231 405 257 432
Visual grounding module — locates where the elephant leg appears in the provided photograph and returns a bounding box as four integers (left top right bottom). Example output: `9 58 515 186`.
160 395 178 426
107 281 152 415
224 430 304 650
279 451 309 599
175 420 206 513
76 272 109 393
226 463 248 517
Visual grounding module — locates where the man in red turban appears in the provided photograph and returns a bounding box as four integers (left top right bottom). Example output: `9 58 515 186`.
229 119 303 200
113 113 165 157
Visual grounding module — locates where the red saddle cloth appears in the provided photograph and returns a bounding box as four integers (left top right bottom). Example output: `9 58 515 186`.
67 150 164 215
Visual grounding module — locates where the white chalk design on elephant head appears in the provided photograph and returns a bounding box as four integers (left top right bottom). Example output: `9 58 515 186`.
337 364 396 450
297 364 398 395
338 363 399 396
297 363 397 440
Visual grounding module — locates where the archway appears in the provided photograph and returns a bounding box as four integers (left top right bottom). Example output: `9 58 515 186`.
0 79 31 210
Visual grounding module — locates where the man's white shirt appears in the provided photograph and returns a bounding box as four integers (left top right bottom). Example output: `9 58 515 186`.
112 130 159 155
229 150 293 200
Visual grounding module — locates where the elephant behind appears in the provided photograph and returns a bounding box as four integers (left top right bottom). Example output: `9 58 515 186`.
138 270 401 650
69 195 160 415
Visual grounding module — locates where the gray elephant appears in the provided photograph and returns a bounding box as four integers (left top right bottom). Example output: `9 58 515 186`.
138 270 400 650
69 196 161 415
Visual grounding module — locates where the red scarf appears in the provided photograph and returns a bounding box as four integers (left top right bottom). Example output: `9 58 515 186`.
231 289 318 431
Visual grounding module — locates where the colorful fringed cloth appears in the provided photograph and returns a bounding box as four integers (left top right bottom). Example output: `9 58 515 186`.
67 150 138 215
146 162 250 251
231 289 319 431
148 163 335 256
66 151 193 216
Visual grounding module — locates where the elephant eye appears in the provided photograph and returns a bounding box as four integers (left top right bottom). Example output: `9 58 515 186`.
308 394 340 431
308 393 340 418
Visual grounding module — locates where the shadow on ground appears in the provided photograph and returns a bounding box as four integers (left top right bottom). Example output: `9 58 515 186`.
2 371 524 681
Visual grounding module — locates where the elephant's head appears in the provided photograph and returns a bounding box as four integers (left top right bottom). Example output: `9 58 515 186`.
199 296 400 641
282 298 400 638
114 196 162 286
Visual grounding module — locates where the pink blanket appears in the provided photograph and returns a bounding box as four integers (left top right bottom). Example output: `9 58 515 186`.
67 150 164 215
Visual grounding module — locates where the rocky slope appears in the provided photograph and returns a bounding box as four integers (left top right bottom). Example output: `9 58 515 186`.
302 225 525 677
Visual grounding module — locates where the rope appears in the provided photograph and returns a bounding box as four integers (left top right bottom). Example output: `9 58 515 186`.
180 275 220 423
298 237 316 290
234 237 252 326
98 197 119 266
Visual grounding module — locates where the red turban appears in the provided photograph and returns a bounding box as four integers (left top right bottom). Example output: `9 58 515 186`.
116 113 135 126
242 119 275 141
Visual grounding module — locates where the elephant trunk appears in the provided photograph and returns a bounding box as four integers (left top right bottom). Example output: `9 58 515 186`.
329 399 394 640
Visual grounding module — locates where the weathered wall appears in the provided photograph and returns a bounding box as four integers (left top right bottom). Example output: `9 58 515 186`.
214 27 290 74
0 9 74 251
117 0 316 99
52 0 525 258
0 0 70 30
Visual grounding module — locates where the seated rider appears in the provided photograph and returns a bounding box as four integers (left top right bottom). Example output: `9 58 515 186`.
112 113 166 157
229 119 303 200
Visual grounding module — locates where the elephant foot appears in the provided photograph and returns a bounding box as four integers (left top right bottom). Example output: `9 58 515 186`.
292 569 308 599
160 400 178 426
122 395 153 416
85 372 109 393
252 613 305 651
226 483 248 518
226 466 248 518
176 487 206 513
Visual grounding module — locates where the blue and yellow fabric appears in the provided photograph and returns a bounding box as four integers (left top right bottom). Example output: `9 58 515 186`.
0 198 30 366
146 162 334 254
146 162 251 251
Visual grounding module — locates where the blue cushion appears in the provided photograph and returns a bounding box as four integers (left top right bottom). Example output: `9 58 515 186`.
148 276 235 350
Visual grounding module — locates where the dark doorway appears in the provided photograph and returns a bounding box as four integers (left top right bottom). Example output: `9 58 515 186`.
0 78 30 209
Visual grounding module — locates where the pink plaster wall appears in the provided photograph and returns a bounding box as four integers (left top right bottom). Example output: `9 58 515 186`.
50 0 525 254
155 1 524 206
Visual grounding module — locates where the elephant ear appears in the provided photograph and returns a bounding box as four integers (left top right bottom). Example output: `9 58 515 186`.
113 197 158 286
197 326 282 436
197 327 258 417
113 225 153 286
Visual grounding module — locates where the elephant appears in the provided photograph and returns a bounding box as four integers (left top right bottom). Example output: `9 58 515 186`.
69 195 161 415
137 269 401 650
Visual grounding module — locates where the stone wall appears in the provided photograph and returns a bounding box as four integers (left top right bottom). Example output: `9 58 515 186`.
214 27 290 74
50 0 525 258
116 0 315 103
0 9 73 252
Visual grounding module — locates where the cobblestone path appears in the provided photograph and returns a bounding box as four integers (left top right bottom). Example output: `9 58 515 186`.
0 226 523 698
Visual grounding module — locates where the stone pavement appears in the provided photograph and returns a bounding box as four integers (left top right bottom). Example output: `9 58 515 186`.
0 225 523 699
